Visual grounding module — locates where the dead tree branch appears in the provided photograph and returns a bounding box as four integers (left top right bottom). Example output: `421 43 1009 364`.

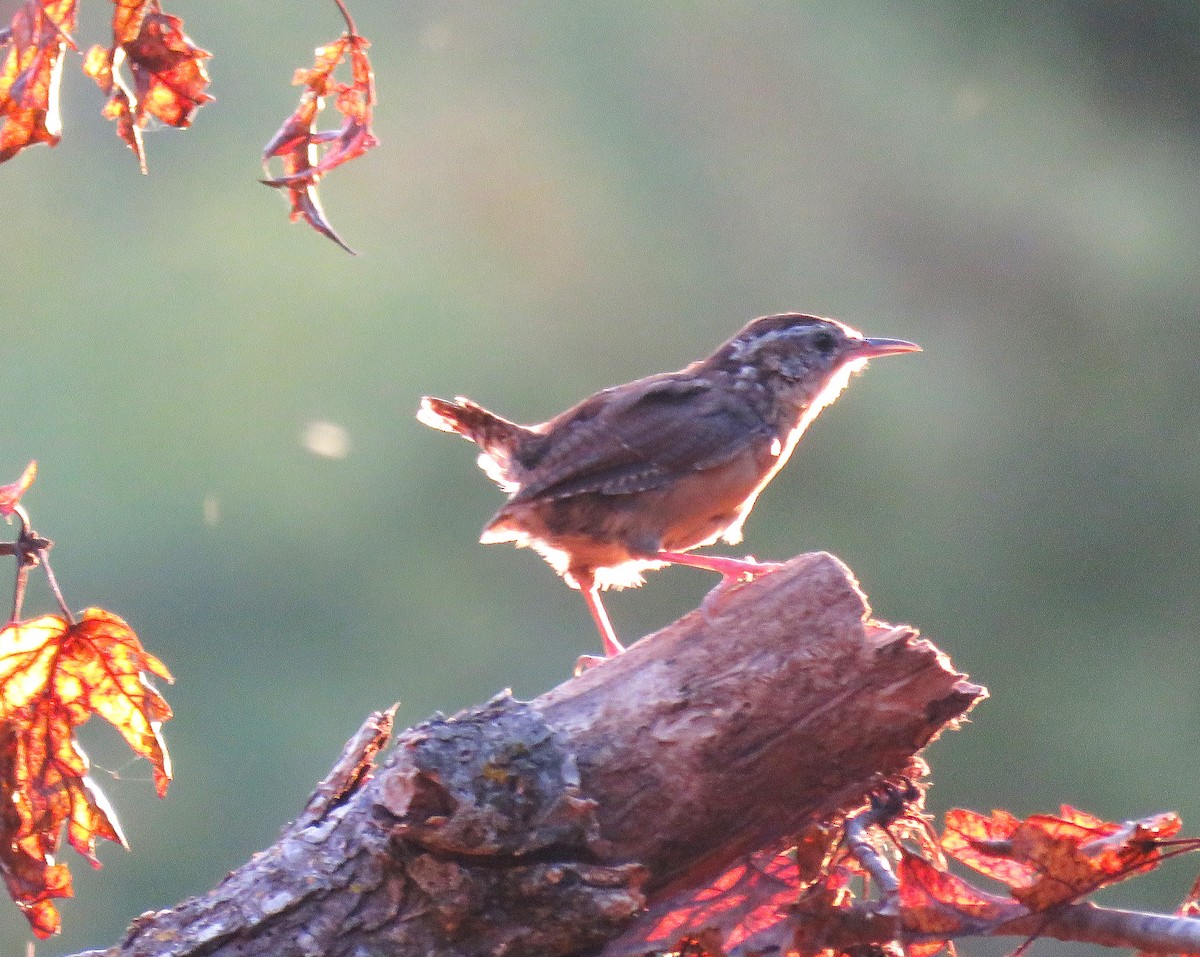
75 551 983 957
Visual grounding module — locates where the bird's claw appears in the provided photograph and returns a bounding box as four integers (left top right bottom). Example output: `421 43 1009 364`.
727 556 786 582
699 558 785 617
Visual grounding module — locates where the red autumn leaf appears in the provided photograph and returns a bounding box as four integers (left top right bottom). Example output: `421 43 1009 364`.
789 863 863 957
262 4 378 255
941 807 1034 887
622 843 801 954
83 0 212 173
0 460 37 517
0 0 78 164
899 852 1017 934
0 609 172 937
121 5 211 127
941 806 1181 912
673 928 728 957
108 0 149 47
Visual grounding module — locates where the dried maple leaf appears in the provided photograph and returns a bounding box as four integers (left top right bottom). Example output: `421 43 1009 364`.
941 808 1032 888
790 863 866 957
0 0 79 164
0 608 172 937
106 0 149 48
898 852 1017 935
83 0 212 173
942 806 1181 911
0 460 37 516
261 1 378 255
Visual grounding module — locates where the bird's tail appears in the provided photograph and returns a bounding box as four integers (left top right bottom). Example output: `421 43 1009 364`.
417 396 533 491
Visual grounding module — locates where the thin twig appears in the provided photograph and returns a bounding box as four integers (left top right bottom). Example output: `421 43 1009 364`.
9 504 35 623
1004 839 1200 957
922 901 1200 954
11 505 32 545
332 0 356 36
9 557 27 625
39 551 73 623
800 895 1200 956
845 803 901 901
5 506 70 623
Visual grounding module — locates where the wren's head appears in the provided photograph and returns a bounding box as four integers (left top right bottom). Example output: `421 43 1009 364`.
713 313 917 379
704 312 918 406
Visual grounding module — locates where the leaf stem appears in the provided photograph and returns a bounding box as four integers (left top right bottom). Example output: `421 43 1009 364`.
332 0 357 36
40 550 73 624
8 504 34 623
3 506 71 624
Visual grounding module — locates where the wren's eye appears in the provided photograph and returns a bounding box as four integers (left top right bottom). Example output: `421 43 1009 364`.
811 330 836 353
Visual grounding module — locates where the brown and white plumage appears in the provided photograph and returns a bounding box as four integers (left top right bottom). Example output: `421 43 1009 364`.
418 313 919 661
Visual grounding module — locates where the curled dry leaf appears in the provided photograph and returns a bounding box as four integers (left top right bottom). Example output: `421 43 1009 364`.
942 805 1181 911
0 460 38 516
83 0 212 173
0 0 79 164
262 23 378 255
0 609 172 937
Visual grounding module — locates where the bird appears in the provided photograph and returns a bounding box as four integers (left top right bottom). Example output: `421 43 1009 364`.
418 312 919 668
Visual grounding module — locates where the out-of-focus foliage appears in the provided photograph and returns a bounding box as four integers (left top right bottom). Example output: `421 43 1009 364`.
260 8 378 254
0 0 211 168
82 0 213 173
0 611 172 938
0 465 173 939
2 2 1198 954
0 0 79 162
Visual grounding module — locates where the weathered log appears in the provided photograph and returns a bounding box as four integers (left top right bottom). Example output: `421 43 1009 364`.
82 552 982 957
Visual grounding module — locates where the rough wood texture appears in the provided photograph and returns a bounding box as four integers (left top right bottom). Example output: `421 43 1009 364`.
534 551 980 898
78 552 982 957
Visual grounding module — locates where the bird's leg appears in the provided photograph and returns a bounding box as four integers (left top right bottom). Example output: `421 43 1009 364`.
574 573 625 676
583 584 625 656
656 550 784 584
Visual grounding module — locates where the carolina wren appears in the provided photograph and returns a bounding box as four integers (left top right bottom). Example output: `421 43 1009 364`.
418 313 919 665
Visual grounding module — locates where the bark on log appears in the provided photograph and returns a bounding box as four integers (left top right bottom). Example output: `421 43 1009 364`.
81 551 983 957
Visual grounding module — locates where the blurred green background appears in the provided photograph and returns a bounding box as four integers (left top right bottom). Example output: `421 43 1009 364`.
3 2 1199 954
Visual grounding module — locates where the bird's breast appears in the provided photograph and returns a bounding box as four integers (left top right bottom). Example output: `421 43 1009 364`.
653 439 781 551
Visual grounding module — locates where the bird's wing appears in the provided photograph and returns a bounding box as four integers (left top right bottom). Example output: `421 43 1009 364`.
513 375 771 502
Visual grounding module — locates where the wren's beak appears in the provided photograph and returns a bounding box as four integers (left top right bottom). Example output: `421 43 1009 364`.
851 336 922 359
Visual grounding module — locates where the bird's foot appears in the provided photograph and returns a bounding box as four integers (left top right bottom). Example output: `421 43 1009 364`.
573 653 608 677
695 555 785 616
721 555 785 583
